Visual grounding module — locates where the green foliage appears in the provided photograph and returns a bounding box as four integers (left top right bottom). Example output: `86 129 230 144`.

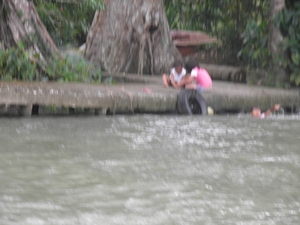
276 0 300 86
0 43 37 81
50 53 102 83
238 19 270 68
1 1 105 83
33 0 105 46
164 0 224 34
164 0 269 65
0 42 102 83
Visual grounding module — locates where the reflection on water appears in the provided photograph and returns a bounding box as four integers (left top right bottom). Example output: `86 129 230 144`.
0 115 300 225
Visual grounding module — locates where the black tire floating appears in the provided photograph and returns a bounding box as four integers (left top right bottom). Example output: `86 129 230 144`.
177 89 208 115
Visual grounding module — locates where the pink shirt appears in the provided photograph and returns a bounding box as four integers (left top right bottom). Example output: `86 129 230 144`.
191 67 212 88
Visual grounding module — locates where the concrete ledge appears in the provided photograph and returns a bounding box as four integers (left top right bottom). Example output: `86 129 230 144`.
0 80 299 116
19 105 33 116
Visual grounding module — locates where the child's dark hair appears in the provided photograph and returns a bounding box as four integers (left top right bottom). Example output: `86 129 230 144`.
251 106 260 111
185 59 199 73
173 59 183 67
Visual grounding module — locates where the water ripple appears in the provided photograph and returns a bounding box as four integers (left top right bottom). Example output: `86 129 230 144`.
0 116 299 224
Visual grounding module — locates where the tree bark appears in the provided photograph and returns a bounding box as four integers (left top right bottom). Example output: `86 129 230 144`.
268 0 287 83
84 0 181 75
0 0 58 62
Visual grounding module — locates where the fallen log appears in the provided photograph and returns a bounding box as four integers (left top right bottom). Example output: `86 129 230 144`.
200 64 246 83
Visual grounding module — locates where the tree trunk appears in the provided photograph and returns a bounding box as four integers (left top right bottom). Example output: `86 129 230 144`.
84 0 181 75
0 0 58 62
268 0 288 83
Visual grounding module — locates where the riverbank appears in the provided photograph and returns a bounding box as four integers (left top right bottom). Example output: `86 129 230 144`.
0 74 299 116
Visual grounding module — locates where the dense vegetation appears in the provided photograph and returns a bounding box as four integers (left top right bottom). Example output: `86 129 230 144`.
33 0 105 47
276 0 300 86
0 0 299 87
164 0 300 87
0 0 104 83
164 0 270 66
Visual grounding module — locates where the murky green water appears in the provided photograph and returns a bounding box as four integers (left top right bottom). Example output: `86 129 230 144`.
0 115 299 225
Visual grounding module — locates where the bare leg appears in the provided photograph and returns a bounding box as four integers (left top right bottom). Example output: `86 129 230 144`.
162 74 170 87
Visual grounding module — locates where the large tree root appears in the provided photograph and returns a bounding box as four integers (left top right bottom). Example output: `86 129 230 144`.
85 0 181 75
0 0 58 61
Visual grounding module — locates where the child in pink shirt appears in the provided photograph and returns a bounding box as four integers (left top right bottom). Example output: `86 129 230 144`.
177 59 212 90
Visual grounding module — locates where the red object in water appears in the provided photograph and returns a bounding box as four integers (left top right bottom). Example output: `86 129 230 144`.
171 30 217 56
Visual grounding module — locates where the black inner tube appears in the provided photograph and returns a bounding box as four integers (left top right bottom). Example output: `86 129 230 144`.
188 96 202 114
177 89 207 115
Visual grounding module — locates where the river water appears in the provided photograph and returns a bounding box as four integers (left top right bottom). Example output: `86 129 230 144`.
0 115 299 225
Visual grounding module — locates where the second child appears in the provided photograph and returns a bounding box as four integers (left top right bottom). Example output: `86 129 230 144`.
177 59 212 90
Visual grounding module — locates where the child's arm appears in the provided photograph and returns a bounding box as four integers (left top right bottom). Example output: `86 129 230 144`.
264 104 281 117
170 73 178 88
177 75 193 88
